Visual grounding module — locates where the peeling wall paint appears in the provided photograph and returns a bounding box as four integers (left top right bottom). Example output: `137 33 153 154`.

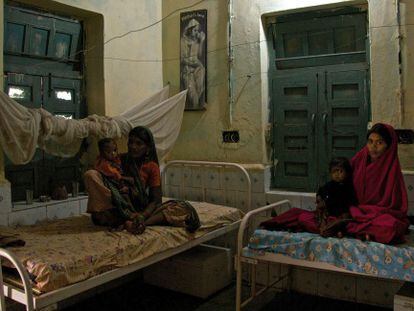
163 0 414 170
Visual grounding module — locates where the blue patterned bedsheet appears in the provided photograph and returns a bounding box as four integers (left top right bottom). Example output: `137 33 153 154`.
246 227 414 281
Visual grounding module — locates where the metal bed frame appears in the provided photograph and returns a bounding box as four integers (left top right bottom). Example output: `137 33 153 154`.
235 200 409 311
0 160 251 311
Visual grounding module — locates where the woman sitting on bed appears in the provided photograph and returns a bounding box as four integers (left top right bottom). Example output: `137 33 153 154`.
84 126 200 234
346 123 409 244
261 123 409 244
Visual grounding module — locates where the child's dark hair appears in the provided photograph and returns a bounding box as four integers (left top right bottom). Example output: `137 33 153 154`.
98 138 114 153
329 157 352 177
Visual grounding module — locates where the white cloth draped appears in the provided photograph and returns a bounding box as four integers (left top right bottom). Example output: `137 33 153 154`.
0 86 187 164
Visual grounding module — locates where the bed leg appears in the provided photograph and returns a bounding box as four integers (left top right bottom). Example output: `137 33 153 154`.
236 257 242 311
286 265 292 293
250 264 257 297
0 258 5 311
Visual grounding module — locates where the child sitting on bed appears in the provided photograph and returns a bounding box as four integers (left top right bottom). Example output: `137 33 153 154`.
316 157 356 238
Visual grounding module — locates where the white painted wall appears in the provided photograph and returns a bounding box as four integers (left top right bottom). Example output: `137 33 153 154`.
164 0 414 169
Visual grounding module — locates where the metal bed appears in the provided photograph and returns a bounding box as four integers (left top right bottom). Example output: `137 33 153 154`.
235 200 413 310
0 160 251 311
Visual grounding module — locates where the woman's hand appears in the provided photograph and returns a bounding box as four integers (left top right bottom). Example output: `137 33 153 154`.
131 212 146 222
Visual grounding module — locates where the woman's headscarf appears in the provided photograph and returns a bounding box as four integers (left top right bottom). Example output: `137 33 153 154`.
351 123 407 219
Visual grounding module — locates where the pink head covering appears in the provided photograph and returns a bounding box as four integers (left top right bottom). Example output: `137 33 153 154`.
351 123 407 219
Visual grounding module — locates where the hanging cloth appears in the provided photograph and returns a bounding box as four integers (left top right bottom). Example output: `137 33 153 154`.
0 86 187 164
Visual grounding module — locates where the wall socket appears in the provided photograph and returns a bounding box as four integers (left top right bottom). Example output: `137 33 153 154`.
395 129 414 144
222 131 240 143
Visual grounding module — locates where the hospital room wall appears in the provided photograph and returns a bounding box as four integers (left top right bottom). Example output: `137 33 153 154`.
0 0 164 185
399 0 414 169
163 0 414 171
48 0 164 117
0 0 4 185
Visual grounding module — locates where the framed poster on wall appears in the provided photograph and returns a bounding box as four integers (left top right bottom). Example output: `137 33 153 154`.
180 9 207 110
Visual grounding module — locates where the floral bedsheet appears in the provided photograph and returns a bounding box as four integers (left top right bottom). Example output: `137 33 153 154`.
247 228 414 281
1 201 243 292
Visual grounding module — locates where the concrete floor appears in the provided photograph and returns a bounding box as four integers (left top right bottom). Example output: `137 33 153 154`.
5 277 390 311
60 279 389 311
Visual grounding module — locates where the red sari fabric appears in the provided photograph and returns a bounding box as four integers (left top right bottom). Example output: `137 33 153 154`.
346 123 409 244
260 208 319 233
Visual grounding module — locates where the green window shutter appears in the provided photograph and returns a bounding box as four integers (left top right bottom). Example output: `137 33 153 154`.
4 4 85 202
272 72 318 191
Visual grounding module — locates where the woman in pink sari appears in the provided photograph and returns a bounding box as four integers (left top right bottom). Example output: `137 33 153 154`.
346 123 409 244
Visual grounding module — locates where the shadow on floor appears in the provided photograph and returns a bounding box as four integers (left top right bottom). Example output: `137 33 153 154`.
6 278 391 311
59 279 390 311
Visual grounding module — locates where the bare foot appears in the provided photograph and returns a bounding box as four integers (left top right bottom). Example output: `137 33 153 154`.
337 231 343 238
124 220 145 235
108 224 125 232
365 233 371 241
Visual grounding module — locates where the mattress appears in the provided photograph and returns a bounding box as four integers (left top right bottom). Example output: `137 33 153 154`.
247 227 414 281
0 201 243 292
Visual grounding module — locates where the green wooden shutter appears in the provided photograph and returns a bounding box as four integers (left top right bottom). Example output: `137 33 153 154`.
323 69 369 166
272 71 318 191
4 4 84 201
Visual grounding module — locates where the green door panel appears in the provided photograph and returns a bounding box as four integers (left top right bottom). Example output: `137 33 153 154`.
42 76 82 194
5 72 42 108
325 69 368 159
43 77 81 119
3 73 44 199
5 5 81 61
271 67 369 192
272 72 318 191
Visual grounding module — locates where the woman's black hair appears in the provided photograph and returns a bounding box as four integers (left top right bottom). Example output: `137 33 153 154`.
329 157 352 178
128 126 159 164
367 123 392 147
129 126 152 145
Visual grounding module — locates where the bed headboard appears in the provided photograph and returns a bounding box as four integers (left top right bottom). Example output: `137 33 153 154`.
162 161 252 212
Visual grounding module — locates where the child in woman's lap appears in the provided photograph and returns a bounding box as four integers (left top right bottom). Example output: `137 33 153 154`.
95 138 141 233
316 157 356 237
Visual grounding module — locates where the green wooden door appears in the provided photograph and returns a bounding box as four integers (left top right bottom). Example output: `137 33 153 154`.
270 9 369 191
272 71 318 191
272 67 369 191
4 4 84 201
